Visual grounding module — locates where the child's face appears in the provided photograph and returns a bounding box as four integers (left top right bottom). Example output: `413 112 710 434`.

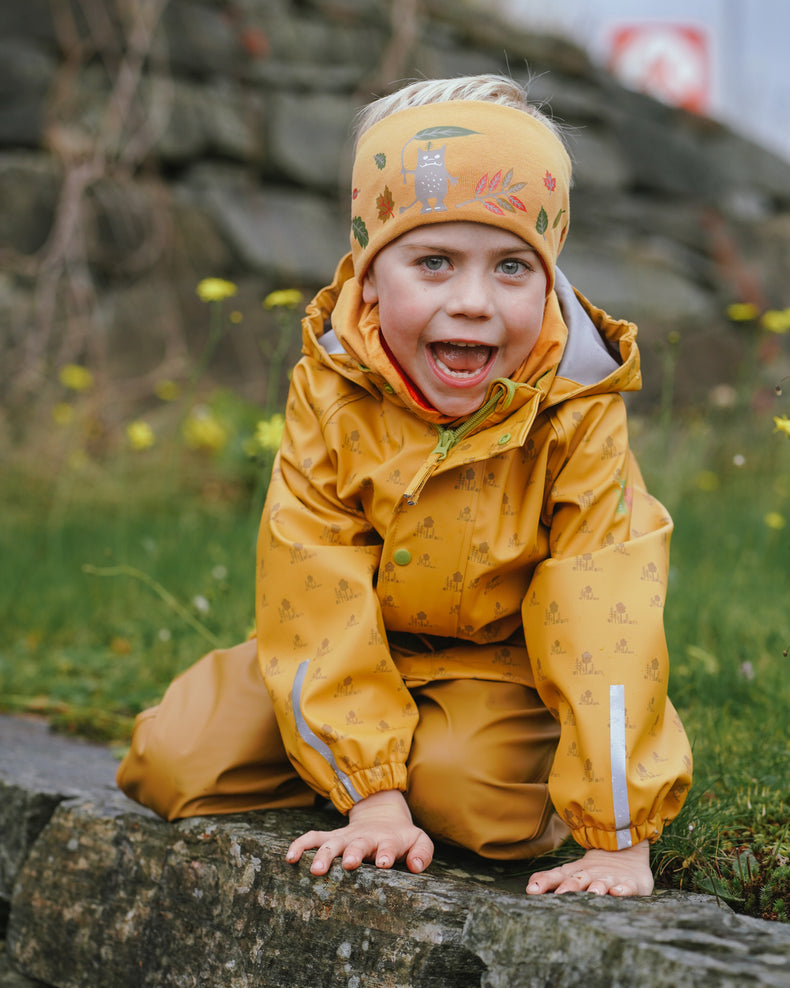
362 222 547 417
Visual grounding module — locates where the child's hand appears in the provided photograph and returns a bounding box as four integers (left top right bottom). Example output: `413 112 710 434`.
526 839 653 897
285 789 434 877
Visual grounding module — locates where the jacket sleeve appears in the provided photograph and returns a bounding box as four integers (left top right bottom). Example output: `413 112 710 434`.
523 394 692 851
256 360 418 814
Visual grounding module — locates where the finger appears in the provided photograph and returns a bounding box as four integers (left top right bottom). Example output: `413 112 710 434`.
526 872 553 894
607 880 639 897
310 839 343 875
371 837 402 869
526 865 566 894
285 843 303 864
288 829 330 853
406 832 435 874
286 829 331 864
553 870 590 895
341 837 378 870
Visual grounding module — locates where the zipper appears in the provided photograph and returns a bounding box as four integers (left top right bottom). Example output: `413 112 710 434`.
402 378 518 506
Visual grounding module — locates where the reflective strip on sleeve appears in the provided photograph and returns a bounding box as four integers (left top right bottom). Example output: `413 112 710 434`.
292 661 362 804
609 684 633 850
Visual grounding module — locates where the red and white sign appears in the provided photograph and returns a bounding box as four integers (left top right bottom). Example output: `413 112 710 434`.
606 23 711 113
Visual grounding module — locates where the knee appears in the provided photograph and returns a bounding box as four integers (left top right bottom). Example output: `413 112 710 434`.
116 706 196 820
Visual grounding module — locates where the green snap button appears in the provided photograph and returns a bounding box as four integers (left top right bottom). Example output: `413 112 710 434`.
393 548 412 566
497 433 512 445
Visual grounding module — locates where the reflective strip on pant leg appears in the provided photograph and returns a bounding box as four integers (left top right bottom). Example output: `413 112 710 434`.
609 684 633 850
292 661 362 804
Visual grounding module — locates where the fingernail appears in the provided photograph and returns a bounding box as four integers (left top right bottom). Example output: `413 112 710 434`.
286 850 296 862
413 857 424 872
377 856 391 868
527 882 539 892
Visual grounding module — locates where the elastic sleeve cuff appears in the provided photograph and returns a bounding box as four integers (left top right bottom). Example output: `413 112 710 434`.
328 763 409 815
570 817 663 852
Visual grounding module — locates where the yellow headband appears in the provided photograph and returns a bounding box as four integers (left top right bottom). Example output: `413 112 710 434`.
350 100 571 290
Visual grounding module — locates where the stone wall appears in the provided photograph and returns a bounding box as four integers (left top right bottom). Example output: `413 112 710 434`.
3 0 790 433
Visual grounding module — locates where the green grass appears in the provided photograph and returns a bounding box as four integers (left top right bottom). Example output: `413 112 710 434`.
1 408 789 920
635 410 790 919
0 448 263 740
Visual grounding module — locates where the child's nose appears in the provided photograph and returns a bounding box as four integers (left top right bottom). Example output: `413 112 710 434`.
446 270 494 318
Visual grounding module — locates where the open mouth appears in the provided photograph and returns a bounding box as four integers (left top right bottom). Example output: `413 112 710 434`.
429 341 495 380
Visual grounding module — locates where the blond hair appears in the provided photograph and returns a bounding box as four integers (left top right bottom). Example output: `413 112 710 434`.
353 74 565 147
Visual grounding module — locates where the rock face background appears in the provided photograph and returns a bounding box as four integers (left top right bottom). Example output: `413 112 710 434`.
2 0 790 431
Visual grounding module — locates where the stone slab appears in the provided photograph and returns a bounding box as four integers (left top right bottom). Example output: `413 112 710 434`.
5 797 790 988
2 715 790 988
0 716 119 906
0 947 46 988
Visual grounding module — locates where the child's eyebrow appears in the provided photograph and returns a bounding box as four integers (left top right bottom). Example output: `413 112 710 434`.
399 240 539 257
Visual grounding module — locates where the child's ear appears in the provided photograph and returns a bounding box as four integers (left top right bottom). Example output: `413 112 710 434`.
361 267 378 304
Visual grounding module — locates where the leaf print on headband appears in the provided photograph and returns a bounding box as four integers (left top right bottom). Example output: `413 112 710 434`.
376 186 395 221
351 215 369 248
456 167 527 215
412 126 480 141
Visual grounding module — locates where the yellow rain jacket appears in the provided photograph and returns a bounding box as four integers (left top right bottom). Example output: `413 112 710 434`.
256 255 692 853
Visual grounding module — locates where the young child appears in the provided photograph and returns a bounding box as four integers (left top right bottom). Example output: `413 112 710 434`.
118 74 692 897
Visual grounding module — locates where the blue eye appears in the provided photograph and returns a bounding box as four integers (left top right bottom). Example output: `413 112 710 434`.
421 256 446 271
499 259 527 276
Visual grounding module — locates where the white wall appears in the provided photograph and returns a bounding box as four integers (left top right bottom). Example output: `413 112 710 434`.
497 0 790 162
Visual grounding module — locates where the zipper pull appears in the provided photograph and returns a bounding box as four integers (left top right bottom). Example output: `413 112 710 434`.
430 427 456 460
402 427 453 506
401 381 517 507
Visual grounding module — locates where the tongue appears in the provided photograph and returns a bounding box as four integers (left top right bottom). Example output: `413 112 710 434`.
432 342 491 373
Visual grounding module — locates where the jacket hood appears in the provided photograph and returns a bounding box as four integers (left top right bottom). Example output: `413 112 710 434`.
300 253 642 425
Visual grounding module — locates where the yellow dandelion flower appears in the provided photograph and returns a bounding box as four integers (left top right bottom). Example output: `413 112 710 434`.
52 403 75 426
182 406 228 452
263 289 303 310
254 414 285 452
694 470 719 492
765 511 786 530
196 278 237 303
155 379 181 402
726 302 760 322
126 420 155 451
760 308 790 334
59 363 94 392
230 310 244 324
774 416 790 438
